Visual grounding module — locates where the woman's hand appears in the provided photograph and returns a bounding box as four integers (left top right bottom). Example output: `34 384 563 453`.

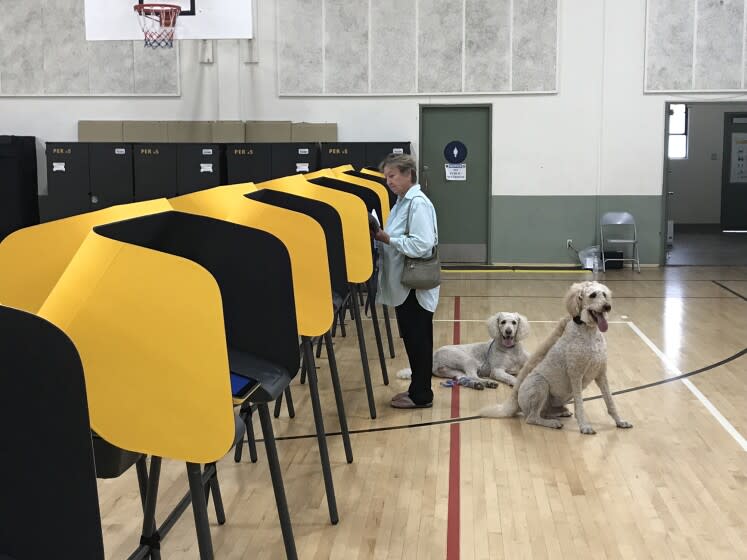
373 229 390 244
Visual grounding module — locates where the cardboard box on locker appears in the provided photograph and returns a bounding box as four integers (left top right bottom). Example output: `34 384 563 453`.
167 121 212 143
78 121 124 142
123 121 169 143
245 121 292 142
211 121 245 143
291 122 337 142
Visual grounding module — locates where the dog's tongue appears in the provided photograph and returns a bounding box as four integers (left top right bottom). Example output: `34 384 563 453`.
596 313 609 333
502 337 515 348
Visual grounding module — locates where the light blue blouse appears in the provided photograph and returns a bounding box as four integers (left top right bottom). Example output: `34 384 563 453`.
377 184 440 312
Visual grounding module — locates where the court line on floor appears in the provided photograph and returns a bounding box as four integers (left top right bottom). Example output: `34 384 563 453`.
625 321 747 452
712 281 747 301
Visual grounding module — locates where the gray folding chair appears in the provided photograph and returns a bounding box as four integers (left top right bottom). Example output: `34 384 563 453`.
600 211 641 272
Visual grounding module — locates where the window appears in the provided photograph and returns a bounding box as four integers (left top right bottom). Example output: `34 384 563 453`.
667 104 688 159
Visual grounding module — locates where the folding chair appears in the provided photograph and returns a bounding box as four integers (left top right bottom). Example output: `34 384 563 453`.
600 211 641 272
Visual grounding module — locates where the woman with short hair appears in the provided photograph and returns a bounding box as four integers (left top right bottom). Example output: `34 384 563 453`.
374 154 440 409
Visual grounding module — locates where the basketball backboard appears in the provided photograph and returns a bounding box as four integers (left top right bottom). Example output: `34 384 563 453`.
85 0 254 41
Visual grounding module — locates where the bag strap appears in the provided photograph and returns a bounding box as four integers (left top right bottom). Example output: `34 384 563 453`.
404 194 438 246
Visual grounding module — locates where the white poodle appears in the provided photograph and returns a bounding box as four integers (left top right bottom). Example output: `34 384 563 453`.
481 281 633 435
397 311 530 390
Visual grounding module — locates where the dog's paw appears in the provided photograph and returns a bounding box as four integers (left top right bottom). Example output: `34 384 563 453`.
482 379 500 389
579 425 596 435
396 368 412 380
616 420 633 429
457 377 485 390
557 407 573 417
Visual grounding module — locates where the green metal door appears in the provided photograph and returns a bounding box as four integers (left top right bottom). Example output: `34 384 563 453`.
420 105 491 263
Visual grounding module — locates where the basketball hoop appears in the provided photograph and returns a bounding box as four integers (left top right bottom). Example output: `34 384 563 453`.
134 4 181 49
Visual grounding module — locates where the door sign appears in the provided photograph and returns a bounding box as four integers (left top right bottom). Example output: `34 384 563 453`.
445 163 466 181
444 141 467 181
730 133 747 183
444 141 467 163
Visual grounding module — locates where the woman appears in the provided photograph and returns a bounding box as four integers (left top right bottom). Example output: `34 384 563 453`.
374 154 440 409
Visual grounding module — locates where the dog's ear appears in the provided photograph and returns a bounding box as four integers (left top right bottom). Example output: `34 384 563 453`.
487 312 501 339
564 282 586 317
514 313 531 341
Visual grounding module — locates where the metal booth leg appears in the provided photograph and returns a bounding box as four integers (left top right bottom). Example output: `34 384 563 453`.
324 331 353 463
349 283 377 419
301 337 339 524
366 280 389 386
258 402 298 560
186 462 214 560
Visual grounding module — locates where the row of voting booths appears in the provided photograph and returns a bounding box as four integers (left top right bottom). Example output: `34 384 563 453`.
40 141 410 222
0 165 399 560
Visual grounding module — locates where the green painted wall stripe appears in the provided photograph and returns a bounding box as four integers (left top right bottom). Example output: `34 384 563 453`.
490 195 663 264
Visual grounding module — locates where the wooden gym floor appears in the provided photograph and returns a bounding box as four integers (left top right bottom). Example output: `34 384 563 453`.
98 266 747 559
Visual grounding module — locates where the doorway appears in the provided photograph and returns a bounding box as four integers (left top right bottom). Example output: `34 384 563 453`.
663 101 747 265
419 105 491 263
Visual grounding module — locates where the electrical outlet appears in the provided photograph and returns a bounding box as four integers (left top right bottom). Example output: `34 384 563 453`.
566 239 573 249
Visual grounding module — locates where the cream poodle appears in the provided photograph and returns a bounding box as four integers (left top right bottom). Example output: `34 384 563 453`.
397 311 530 390
481 281 633 434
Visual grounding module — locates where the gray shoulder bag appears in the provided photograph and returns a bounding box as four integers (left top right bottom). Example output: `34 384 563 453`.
400 196 441 290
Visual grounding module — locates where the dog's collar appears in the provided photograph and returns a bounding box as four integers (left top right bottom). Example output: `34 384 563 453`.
573 315 585 325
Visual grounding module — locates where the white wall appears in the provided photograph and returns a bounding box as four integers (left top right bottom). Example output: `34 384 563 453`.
4 0 747 196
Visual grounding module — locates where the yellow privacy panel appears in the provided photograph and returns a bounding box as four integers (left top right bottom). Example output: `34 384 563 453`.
225 199 332 337
257 175 372 284
38 231 235 464
0 199 171 313
304 167 390 224
172 183 333 337
169 183 256 216
329 170 391 224
303 169 333 180
304 166 352 181
361 168 384 179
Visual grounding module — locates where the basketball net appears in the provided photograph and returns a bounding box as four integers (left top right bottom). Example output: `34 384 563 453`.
134 4 181 49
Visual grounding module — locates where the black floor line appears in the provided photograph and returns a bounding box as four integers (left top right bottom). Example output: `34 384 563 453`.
252 415 482 443
585 346 747 401
247 345 747 443
712 281 747 302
